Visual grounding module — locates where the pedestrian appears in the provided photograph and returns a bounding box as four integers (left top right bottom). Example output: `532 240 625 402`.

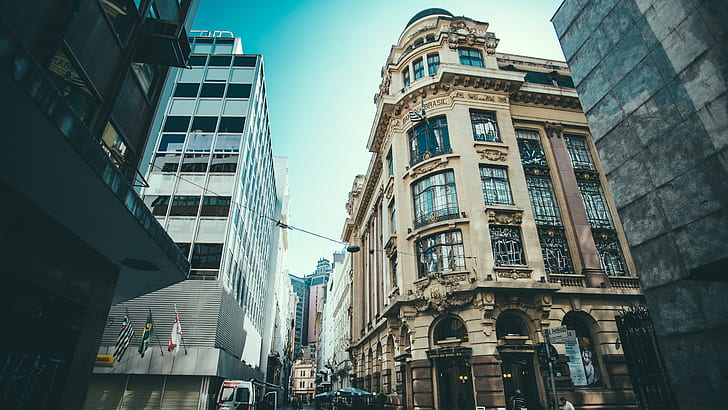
560 397 575 410
509 388 527 410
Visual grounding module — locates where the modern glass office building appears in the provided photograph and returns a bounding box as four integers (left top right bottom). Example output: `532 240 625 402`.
85 32 285 409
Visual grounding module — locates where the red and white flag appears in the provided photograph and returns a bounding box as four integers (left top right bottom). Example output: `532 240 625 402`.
168 312 183 355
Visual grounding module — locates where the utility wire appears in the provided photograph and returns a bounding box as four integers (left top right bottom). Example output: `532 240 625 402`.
146 162 485 267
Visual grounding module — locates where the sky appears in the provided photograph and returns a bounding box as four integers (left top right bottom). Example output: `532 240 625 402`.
191 0 567 277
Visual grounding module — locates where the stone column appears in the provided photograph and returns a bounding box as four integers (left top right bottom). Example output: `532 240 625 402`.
411 359 434 410
543 122 610 288
472 355 506 409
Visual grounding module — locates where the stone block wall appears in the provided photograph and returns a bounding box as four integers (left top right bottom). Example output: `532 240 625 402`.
553 1 728 408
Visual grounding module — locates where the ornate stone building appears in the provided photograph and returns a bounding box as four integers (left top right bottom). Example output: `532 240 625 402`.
343 9 643 410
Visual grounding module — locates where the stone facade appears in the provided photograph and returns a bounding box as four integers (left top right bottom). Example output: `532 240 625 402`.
552 1 728 409
343 8 644 410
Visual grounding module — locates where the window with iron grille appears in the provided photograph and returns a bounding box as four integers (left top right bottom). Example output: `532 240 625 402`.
471 110 500 142
578 180 613 229
490 225 526 266
594 233 628 276
526 176 561 225
408 116 451 165
403 67 411 86
480 166 513 205
565 134 596 171
427 53 440 75
516 129 548 167
412 171 459 228
416 230 465 278
537 228 574 274
413 57 425 80
458 48 484 67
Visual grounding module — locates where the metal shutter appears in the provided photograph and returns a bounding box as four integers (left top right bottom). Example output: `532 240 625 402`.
160 376 202 410
121 375 164 409
83 374 125 409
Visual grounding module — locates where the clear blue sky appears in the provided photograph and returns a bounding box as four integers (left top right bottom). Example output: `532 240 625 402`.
191 0 566 277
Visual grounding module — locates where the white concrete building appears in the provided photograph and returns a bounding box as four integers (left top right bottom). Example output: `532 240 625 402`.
319 250 352 391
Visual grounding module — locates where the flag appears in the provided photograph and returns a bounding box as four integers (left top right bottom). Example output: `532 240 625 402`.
408 105 423 122
168 312 183 355
113 311 134 362
139 310 154 358
420 99 428 123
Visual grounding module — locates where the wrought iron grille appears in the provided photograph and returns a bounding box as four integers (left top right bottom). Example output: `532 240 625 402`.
471 109 500 142
537 227 574 275
615 306 678 410
578 179 614 229
489 225 526 266
593 230 628 276
565 134 596 171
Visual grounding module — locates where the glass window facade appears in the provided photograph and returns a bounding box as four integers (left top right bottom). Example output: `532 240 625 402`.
412 171 459 229
408 116 451 165
416 230 465 278
413 58 425 80
480 166 513 205
471 110 500 142
427 53 440 75
458 48 484 67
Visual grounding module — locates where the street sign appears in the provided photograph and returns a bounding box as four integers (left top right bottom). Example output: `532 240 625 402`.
546 325 570 344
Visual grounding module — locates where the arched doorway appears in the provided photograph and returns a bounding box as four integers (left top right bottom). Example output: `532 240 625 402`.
429 316 475 410
496 311 542 410
562 313 602 387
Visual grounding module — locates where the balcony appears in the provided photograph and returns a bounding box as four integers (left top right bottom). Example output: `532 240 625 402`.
410 145 452 167
135 19 191 68
413 209 460 229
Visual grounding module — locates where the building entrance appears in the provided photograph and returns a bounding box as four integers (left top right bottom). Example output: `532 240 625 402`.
434 356 474 410
500 353 542 410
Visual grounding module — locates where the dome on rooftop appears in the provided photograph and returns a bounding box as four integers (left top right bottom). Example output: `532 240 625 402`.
406 8 453 28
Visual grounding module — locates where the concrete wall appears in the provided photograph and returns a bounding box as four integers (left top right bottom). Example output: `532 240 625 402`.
553 1 728 408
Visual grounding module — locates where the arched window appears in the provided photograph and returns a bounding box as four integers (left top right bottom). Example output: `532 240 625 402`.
434 317 468 343
563 314 601 386
495 313 529 339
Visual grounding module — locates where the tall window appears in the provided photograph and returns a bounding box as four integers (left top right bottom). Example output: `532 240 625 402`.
389 202 396 234
412 171 459 228
416 230 465 278
386 150 394 175
403 67 411 86
480 166 513 205
563 315 601 386
389 254 398 287
458 48 484 67
594 234 628 276
413 58 425 80
427 53 440 75
565 135 596 171
470 110 500 142
539 228 574 275
408 116 451 165
526 176 561 225
490 226 526 266
516 129 547 167
578 180 613 229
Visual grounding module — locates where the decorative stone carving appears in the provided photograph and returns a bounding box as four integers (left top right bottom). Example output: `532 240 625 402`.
466 93 508 104
494 268 532 280
444 20 499 52
413 272 472 313
544 121 563 138
474 291 496 336
385 179 394 199
476 148 507 161
486 209 523 225
410 159 448 177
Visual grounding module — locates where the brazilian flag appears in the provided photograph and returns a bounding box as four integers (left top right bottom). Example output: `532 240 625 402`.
139 310 154 358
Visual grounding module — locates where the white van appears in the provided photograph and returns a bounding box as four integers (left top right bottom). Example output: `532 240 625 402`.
217 379 277 410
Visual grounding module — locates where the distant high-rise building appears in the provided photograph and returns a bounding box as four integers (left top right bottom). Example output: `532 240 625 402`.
85 31 285 408
0 1 196 408
290 274 308 358
306 258 332 344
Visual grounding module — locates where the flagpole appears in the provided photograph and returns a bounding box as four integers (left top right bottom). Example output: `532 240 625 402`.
174 304 188 355
152 309 164 356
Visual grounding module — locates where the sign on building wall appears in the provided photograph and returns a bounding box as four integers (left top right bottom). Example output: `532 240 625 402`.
564 342 587 386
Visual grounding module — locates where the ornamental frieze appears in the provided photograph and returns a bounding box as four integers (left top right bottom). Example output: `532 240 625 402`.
494 267 532 280
486 209 523 225
413 272 472 313
409 158 448 177
476 147 507 161
466 93 509 104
